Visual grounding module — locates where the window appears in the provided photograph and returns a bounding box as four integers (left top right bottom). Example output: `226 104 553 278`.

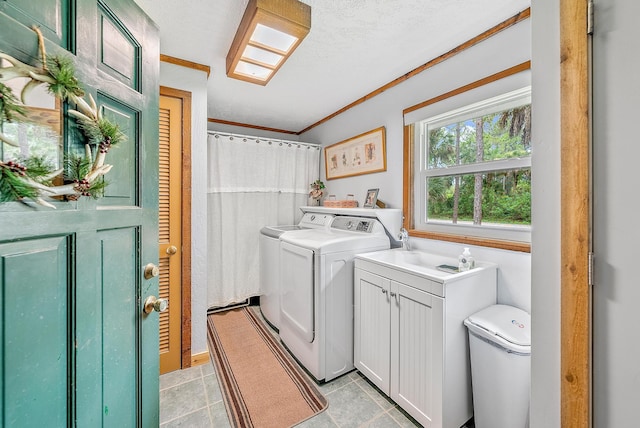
413 87 531 244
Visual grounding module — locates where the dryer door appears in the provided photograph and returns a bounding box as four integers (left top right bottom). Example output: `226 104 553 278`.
280 241 315 342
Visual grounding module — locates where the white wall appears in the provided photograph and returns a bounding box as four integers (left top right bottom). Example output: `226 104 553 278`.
300 19 532 314
159 62 209 355
592 0 640 424
530 1 561 426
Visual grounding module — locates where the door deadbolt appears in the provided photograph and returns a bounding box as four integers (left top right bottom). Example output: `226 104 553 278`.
143 263 159 280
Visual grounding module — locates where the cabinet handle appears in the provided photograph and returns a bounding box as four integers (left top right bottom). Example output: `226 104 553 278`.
390 292 396 297
381 289 388 294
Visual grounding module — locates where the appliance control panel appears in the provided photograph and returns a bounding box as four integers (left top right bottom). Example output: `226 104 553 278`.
299 212 334 228
331 216 376 233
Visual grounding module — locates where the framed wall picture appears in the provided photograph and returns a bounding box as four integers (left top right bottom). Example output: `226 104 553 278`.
324 126 386 180
363 188 379 208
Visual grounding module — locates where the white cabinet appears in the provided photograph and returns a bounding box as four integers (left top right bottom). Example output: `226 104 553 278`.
354 251 497 428
354 269 392 392
391 279 444 425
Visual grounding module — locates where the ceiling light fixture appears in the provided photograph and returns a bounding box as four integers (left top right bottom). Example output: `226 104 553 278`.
226 0 311 85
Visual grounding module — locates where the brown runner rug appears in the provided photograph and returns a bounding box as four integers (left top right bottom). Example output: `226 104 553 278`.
207 307 328 427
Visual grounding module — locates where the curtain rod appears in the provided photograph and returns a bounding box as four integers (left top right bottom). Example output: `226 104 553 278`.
207 131 321 149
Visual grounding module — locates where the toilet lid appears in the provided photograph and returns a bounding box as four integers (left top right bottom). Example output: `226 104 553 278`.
465 304 531 347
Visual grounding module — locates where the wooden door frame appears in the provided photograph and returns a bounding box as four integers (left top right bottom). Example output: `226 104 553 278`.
560 0 591 426
159 86 193 368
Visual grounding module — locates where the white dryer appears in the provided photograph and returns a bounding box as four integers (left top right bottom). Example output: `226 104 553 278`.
279 215 390 382
259 212 334 329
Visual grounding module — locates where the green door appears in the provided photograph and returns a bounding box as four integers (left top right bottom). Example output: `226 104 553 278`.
0 0 160 426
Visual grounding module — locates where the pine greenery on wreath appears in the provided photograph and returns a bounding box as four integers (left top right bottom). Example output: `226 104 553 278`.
0 26 125 208
0 82 26 124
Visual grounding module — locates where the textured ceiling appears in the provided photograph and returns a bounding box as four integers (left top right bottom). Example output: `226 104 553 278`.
134 0 530 133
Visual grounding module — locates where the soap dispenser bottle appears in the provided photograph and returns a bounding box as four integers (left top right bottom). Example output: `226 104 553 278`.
458 247 475 272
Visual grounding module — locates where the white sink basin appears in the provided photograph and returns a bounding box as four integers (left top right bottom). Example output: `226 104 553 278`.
356 248 479 281
381 250 441 267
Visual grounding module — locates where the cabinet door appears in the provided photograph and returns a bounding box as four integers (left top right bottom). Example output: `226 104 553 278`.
354 268 391 394
391 281 444 428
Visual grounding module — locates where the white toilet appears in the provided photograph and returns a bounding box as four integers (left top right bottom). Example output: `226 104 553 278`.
464 304 531 428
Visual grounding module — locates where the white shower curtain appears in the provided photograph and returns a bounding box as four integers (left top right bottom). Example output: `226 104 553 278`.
207 132 321 308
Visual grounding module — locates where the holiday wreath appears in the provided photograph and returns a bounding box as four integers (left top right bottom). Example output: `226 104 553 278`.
0 26 125 208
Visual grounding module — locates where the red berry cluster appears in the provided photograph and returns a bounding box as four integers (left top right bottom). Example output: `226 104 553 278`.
73 178 92 197
99 136 112 154
3 161 27 176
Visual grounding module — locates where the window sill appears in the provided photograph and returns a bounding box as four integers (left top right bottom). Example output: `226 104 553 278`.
408 229 531 253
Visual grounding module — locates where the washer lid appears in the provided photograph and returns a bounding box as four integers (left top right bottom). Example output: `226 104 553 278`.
260 225 305 238
280 228 389 253
465 304 531 347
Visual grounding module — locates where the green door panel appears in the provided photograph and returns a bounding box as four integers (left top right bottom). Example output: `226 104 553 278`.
0 236 71 427
99 227 139 427
0 0 71 49
98 3 140 91
98 95 139 206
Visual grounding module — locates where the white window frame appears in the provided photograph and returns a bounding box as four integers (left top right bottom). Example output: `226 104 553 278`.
414 86 532 243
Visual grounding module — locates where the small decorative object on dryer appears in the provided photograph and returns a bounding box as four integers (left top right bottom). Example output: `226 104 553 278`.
323 194 358 208
309 180 325 205
363 188 379 208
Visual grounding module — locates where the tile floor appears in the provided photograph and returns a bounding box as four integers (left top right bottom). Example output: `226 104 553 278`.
160 364 423 427
159 306 473 427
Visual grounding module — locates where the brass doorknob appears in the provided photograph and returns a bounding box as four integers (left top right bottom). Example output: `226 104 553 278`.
144 263 159 279
143 295 168 314
166 245 178 255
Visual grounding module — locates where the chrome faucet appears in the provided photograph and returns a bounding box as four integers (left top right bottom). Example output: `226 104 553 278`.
398 228 411 251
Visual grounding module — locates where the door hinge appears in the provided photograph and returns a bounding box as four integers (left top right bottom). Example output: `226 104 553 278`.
587 0 594 35
588 252 594 286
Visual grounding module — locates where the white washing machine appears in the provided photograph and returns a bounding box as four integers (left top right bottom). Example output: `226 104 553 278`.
279 215 391 382
259 212 334 329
